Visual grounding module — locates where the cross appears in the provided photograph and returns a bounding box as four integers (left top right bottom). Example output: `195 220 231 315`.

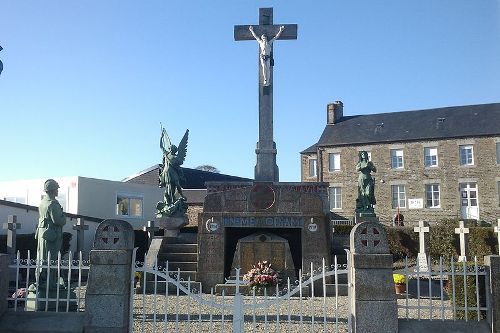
359 226 382 248
234 8 297 182
455 220 470 262
143 220 159 247
413 220 429 254
3 215 21 256
101 225 120 244
73 217 89 255
494 219 500 256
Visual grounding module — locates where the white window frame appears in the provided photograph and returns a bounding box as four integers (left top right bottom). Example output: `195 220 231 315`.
116 193 144 218
425 184 440 208
424 147 438 167
328 153 341 172
390 149 404 169
391 185 406 209
308 158 317 177
329 187 342 210
459 145 474 166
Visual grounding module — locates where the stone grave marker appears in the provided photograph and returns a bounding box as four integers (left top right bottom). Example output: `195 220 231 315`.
72 217 89 255
413 220 429 272
455 220 469 262
349 221 397 332
3 215 21 257
85 219 135 333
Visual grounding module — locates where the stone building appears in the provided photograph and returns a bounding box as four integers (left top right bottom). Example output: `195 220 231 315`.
301 102 500 225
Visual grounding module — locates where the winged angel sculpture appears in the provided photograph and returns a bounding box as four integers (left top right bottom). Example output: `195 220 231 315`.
157 125 189 218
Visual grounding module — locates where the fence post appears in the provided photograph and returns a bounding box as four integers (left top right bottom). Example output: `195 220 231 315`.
484 255 500 333
349 222 397 333
0 253 9 316
85 219 135 333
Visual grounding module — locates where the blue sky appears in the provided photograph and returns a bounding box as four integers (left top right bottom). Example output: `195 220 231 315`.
1 1 499 182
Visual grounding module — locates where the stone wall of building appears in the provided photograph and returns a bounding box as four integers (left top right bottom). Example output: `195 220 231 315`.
301 136 500 225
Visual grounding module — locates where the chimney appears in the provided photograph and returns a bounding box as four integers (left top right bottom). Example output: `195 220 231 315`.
327 101 343 124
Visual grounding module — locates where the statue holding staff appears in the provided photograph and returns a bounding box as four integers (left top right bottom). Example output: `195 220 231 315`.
249 25 285 86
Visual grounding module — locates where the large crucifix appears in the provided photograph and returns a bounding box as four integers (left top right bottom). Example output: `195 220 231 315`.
234 8 297 182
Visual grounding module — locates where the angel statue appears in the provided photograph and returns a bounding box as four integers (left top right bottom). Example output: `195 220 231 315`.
157 125 189 218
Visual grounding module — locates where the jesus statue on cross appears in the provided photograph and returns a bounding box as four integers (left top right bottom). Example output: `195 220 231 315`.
249 25 285 86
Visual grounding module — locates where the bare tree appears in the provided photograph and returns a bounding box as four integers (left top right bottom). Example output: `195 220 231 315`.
195 165 220 173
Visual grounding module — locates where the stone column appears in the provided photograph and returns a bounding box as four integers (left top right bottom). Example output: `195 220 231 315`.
484 255 500 333
349 222 397 333
0 253 9 316
85 219 135 333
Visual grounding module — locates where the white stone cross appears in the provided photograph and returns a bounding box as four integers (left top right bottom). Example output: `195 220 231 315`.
73 217 89 255
494 219 500 256
455 220 470 262
413 220 430 272
413 220 429 254
3 215 21 256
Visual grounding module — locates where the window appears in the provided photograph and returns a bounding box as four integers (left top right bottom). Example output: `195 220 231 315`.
329 187 342 209
424 147 438 167
366 151 372 161
391 185 406 208
459 145 474 166
391 149 404 169
308 159 317 177
116 194 143 217
328 153 340 171
496 143 500 164
425 184 440 208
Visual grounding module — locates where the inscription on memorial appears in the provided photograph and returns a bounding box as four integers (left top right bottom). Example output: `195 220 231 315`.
249 184 275 210
222 216 304 227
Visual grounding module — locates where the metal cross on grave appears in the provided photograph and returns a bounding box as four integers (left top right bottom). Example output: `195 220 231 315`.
359 226 382 248
3 215 21 256
101 224 120 245
73 217 89 255
455 220 470 262
494 219 500 256
234 8 297 182
143 220 159 247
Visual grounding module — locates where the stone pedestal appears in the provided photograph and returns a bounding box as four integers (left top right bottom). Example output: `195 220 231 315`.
484 255 500 333
0 254 9 316
158 216 188 237
350 222 397 333
354 212 379 224
85 219 135 333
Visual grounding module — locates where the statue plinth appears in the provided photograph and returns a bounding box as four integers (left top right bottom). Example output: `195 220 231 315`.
157 216 188 237
354 212 379 224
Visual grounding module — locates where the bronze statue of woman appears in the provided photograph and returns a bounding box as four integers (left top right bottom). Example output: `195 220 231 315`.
356 151 377 213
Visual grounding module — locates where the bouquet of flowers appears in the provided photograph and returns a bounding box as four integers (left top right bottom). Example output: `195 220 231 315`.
243 261 279 293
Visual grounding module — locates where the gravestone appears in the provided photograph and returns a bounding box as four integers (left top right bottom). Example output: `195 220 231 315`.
85 219 134 333
413 220 429 272
455 220 469 262
231 232 296 283
3 215 21 258
349 222 397 332
72 217 89 255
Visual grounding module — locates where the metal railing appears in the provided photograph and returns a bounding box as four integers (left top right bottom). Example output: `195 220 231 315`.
7 250 89 312
397 255 490 323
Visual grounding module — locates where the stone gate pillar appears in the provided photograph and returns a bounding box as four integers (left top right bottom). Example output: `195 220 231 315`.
85 219 135 333
349 222 397 333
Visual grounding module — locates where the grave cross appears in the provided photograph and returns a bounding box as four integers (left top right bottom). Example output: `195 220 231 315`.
494 219 500 256
143 220 159 247
413 220 429 254
234 8 297 182
455 220 470 262
101 225 120 244
3 215 21 256
73 217 89 255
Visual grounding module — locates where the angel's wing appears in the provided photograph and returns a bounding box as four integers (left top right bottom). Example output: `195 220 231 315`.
160 126 172 150
176 129 189 165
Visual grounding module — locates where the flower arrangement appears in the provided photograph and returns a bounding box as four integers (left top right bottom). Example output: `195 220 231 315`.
243 261 279 293
393 273 406 285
